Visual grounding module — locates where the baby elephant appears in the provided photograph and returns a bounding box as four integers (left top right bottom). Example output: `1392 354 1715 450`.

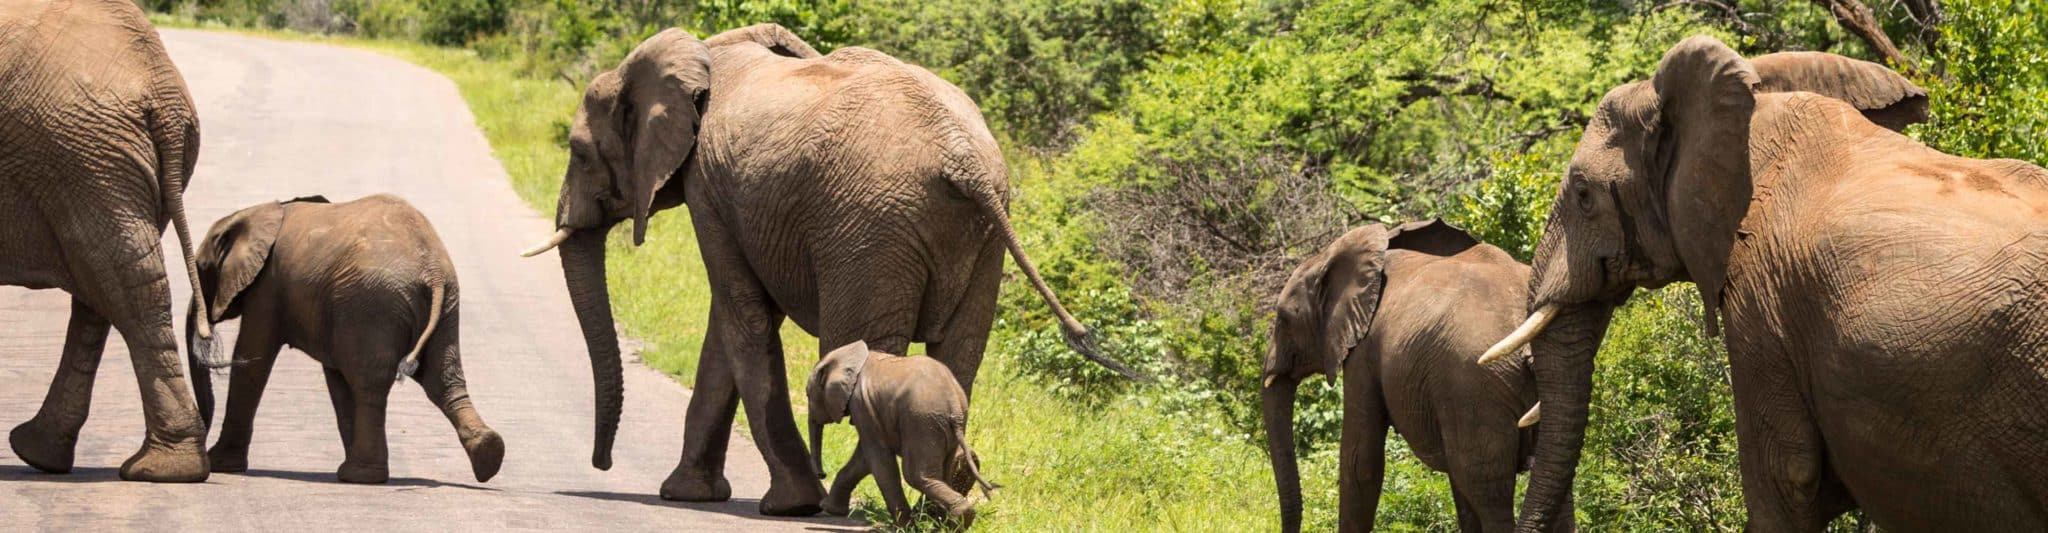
185 194 503 484
806 341 996 528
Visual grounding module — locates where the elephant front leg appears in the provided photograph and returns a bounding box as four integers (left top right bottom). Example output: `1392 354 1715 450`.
858 435 915 527
1732 370 1838 532
9 299 112 474
822 440 874 516
664 327 740 502
206 335 282 473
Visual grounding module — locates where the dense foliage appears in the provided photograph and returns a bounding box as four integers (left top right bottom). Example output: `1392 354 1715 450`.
146 0 2044 529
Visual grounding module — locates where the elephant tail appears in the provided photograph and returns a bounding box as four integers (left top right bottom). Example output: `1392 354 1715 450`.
396 282 447 382
955 173 1140 380
955 429 998 500
154 107 212 343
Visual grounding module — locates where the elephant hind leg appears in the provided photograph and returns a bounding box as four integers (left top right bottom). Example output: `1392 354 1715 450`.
924 238 1004 399
410 318 503 483
9 299 112 474
65 228 209 482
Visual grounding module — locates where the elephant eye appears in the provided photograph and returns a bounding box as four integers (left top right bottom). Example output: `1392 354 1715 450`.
1573 181 1595 213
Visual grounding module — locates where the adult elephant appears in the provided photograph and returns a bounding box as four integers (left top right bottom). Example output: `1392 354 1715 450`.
520 25 1129 514
1263 220 1554 533
1478 36 2048 531
0 0 213 481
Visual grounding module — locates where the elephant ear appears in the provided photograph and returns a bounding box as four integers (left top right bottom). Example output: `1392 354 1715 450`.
197 202 285 322
704 23 823 59
1386 219 1480 257
1650 35 1761 337
616 29 713 246
1265 225 1394 383
1749 51 1928 131
818 340 870 423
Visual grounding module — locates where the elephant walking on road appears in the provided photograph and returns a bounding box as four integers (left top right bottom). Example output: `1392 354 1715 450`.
521 25 1127 514
1262 220 1553 533
187 195 505 484
0 0 214 482
1481 36 2048 531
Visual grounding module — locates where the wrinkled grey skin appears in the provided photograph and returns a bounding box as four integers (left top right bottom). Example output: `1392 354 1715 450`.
0 0 213 482
187 195 503 484
532 25 1123 515
805 341 996 529
1262 221 1554 533
1501 36 2048 532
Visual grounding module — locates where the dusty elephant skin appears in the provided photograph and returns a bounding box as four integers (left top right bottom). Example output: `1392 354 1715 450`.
0 0 214 482
805 341 997 529
1261 220 1557 533
1483 35 2048 532
186 195 504 484
522 24 1128 515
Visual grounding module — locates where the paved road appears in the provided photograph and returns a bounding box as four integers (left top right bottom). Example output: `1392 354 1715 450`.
0 29 854 531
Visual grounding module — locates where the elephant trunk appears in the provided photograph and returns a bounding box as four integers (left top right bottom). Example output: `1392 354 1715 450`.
561 227 623 471
809 418 827 480
1514 302 1613 532
1262 376 1303 533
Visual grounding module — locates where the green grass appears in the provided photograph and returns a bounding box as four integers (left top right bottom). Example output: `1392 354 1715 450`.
146 19 1329 530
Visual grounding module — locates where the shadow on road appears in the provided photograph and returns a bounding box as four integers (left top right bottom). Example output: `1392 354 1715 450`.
0 465 494 491
553 490 865 531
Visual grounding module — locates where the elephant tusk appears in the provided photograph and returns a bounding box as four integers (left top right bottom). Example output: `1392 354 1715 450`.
1263 374 1277 388
520 228 575 257
1518 403 1542 428
1477 304 1557 365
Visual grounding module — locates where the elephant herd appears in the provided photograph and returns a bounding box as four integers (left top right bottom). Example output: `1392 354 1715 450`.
4 2 2046 532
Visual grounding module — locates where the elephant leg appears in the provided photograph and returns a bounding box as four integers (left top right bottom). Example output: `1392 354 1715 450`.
924 239 1004 398
9 299 111 473
904 436 973 528
1338 367 1389 533
79 231 209 482
206 330 283 473
723 301 827 515
323 367 356 446
664 325 739 502
823 440 874 516
859 433 914 526
411 320 504 483
337 373 394 484
1731 360 1832 532
1443 403 1524 533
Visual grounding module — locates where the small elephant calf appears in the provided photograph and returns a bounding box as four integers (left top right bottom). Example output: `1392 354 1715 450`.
806 341 996 527
185 194 503 484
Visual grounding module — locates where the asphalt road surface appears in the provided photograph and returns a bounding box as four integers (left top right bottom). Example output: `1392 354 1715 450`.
0 28 855 532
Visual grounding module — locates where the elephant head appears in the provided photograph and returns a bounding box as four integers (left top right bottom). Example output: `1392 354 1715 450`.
1471 36 1928 530
186 195 329 426
806 340 871 479
1261 220 1481 533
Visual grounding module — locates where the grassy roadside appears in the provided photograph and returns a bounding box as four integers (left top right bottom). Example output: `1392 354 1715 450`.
151 19 1310 530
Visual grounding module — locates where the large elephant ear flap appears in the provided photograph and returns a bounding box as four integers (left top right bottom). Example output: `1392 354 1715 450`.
703 23 823 59
618 29 713 246
1651 35 1761 338
817 341 870 422
198 202 286 322
1316 225 1396 377
1749 51 1928 131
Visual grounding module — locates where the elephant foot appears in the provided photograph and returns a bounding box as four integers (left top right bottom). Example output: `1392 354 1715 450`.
757 478 826 516
946 506 977 531
462 429 505 483
337 460 389 484
660 469 732 502
9 419 77 474
118 441 209 483
206 446 249 473
822 490 853 516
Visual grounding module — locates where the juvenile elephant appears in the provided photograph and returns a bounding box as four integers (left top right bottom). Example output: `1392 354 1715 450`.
1263 221 1550 532
1478 36 2048 531
0 0 215 481
186 195 504 484
519 25 1125 513
805 340 997 528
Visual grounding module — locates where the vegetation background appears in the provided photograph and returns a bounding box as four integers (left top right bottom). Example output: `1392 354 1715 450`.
144 0 2045 530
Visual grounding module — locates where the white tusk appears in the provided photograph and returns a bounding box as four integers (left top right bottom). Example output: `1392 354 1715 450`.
1518 403 1542 428
1477 304 1557 365
520 228 574 257
1262 374 1277 388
